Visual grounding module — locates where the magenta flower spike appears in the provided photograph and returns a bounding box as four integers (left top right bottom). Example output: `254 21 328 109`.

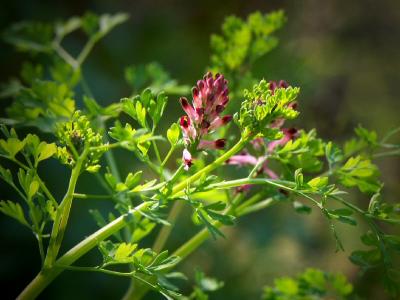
179 72 232 146
179 72 232 170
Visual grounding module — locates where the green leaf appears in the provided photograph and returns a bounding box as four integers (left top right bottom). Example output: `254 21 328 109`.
135 100 147 128
131 179 158 192
293 201 312 214
0 166 13 185
350 249 381 268
210 11 285 73
274 277 299 295
125 171 143 189
37 142 57 163
131 218 156 243
338 156 381 194
384 235 400 251
0 200 30 227
167 123 180 146
195 270 224 293
114 243 137 261
206 210 235 226
125 62 190 95
262 268 354 299
197 210 225 239
307 176 328 190
328 211 357 226
28 181 39 198
3 21 53 53
0 137 25 158
355 125 378 146
294 168 303 189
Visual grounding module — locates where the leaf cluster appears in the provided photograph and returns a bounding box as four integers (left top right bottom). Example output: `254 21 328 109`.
262 268 354 300
235 79 299 138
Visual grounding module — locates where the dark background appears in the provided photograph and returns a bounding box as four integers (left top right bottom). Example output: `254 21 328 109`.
1 0 399 299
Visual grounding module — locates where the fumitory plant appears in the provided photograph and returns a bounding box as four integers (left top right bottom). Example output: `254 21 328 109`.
0 10 399 300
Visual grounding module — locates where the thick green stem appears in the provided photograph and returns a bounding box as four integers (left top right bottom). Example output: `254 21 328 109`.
17 201 151 300
18 138 249 299
172 137 248 194
152 200 185 253
43 150 88 269
132 196 277 299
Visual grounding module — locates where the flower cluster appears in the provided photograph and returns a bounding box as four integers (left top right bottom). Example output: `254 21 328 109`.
56 111 106 172
228 80 299 190
179 72 232 169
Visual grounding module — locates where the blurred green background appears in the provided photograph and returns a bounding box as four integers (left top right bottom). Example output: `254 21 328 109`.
1 0 399 299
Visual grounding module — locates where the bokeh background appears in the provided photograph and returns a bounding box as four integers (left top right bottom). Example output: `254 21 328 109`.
1 0 399 299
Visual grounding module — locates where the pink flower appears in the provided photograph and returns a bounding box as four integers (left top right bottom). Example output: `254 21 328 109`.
198 139 226 150
182 149 193 171
269 80 288 94
226 152 278 179
179 72 232 170
268 128 298 152
179 72 232 147
226 152 258 165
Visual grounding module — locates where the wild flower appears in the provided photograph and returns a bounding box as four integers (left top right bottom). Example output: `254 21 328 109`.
179 72 232 169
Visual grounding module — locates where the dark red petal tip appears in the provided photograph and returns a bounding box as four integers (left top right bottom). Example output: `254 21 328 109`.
201 120 210 129
215 139 226 149
222 115 233 124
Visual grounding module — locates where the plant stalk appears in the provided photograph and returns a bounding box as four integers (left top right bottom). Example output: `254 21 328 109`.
17 201 151 300
18 138 249 299
43 149 89 269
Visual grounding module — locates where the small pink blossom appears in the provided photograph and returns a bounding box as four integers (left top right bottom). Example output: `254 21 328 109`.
226 152 278 179
226 152 258 165
182 149 193 171
269 80 288 94
198 139 226 150
268 128 298 152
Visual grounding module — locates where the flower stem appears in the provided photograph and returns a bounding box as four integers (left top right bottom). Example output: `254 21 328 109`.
43 149 89 269
123 137 249 300
161 146 175 167
152 200 185 253
172 137 248 194
17 201 152 300
18 138 249 299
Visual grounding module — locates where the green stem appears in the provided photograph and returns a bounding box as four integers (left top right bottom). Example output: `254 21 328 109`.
17 201 152 300
43 149 89 269
53 43 79 69
18 138 249 299
151 140 162 165
172 137 248 194
161 146 175 168
77 35 99 66
131 195 277 300
373 149 400 158
123 138 250 299
152 200 185 253
73 193 113 200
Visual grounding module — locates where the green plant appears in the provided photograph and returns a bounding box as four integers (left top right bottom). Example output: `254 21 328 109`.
1 10 399 300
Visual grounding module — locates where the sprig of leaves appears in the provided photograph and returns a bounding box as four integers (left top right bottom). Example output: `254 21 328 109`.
235 79 299 139
262 268 354 300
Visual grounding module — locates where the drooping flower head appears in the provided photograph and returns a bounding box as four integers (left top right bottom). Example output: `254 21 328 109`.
179 72 232 170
